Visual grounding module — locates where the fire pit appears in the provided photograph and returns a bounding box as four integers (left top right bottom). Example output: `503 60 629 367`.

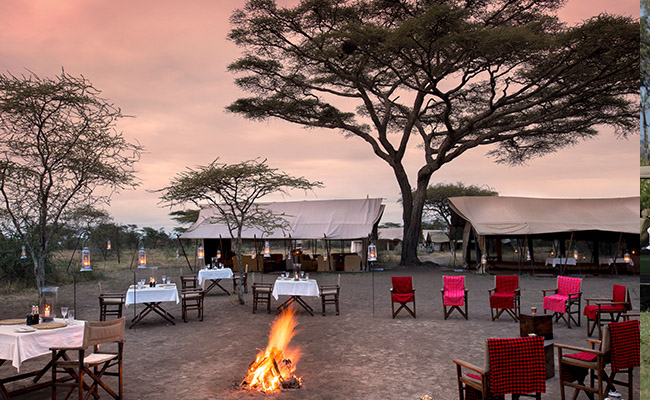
240 309 303 392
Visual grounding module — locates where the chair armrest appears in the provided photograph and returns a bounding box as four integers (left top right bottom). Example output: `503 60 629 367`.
488 288 496 295
319 285 339 289
585 297 611 303
586 339 601 349
50 346 85 351
100 293 126 298
567 291 582 299
554 343 603 355
453 359 485 376
181 288 204 294
542 289 558 295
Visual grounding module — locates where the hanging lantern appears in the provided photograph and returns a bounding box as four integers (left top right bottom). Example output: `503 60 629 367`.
550 250 555 257
368 243 377 262
624 252 631 263
80 247 92 272
20 245 27 259
526 250 531 262
323 254 328 261
175 249 179 259
263 241 271 258
216 249 222 259
514 248 518 254
197 245 205 260
481 254 487 265
573 248 578 260
138 247 147 268
106 240 112 251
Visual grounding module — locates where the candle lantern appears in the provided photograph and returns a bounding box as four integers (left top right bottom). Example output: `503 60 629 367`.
80 247 92 272
21 245 28 259
481 254 487 266
39 286 58 322
573 248 579 260
550 250 555 257
197 245 205 260
526 250 531 262
138 247 147 268
175 249 179 259
216 249 221 259
368 243 377 262
624 252 631 263
263 241 271 258
106 240 112 250
323 254 328 261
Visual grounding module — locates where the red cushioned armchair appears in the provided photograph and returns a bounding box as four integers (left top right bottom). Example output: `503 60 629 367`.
542 275 582 328
583 284 631 338
488 275 521 322
390 276 415 319
454 336 546 400
441 275 468 320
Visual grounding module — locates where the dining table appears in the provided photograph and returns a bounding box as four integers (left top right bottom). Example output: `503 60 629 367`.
125 283 179 328
272 277 319 316
0 318 84 399
197 267 233 295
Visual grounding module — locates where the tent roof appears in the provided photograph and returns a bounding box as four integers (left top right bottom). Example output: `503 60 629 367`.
642 166 650 179
378 228 403 241
180 198 384 240
424 230 449 243
449 196 638 236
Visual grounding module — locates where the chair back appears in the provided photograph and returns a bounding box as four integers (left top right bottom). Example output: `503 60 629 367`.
607 320 640 373
486 336 546 396
612 284 632 311
83 318 126 348
443 275 464 292
337 274 341 287
557 276 581 296
495 275 518 294
391 276 413 294
181 275 198 289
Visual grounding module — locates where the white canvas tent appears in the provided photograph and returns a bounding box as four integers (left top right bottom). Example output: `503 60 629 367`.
180 198 384 240
641 166 650 179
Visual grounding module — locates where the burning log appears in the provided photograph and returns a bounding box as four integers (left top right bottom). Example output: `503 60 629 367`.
240 310 303 392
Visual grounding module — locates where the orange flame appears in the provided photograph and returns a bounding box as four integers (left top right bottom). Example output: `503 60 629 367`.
241 309 302 392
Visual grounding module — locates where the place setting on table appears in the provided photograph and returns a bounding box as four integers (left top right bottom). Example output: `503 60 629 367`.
125 275 179 329
272 269 319 316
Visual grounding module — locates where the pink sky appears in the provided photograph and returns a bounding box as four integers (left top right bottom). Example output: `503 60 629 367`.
0 0 640 232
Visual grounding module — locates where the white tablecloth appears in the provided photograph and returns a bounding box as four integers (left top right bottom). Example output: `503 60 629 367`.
599 256 634 267
272 278 319 300
197 268 233 286
125 284 179 306
545 257 577 268
0 319 84 371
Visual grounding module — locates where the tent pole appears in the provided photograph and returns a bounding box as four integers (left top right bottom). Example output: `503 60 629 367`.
324 234 332 272
177 237 193 273
612 232 623 277
519 238 523 276
565 232 575 276
218 235 224 266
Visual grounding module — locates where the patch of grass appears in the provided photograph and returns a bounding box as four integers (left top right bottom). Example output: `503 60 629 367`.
642 312 650 399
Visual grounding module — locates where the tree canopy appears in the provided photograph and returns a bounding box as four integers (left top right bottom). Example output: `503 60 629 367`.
0 70 142 287
227 0 639 265
158 158 322 303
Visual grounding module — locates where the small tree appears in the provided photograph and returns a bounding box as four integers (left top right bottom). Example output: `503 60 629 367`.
422 182 498 257
0 70 142 288
158 158 322 304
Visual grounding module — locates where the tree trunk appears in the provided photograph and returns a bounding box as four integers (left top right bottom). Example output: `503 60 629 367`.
643 98 649 160
234 230 245 305
34 255 45 289
396 165 432 266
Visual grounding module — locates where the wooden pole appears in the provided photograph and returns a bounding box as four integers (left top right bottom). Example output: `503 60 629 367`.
564 232 575 276
177 237 193 272
612 232 623 277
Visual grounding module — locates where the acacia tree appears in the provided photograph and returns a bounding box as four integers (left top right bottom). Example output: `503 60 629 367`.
227 0 639 265
643 0 650 160
158 158 322 304
0 71 142 288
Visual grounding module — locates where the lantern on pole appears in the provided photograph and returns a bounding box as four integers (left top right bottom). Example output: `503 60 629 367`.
138 247 147 268
80 247 92 272
624 252 631 263
481 254 487 266
106 240 112 251
216 249 222 260
197 245 205 260
263 241 271 258
175 249 179 259
20 245 27 259
573 248 578 260
526 250 531 262
368 243 377 262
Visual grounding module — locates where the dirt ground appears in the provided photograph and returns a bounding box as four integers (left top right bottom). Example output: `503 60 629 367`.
0 261 640 400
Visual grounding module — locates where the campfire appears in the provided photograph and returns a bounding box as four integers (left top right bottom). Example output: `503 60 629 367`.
240 309 302 392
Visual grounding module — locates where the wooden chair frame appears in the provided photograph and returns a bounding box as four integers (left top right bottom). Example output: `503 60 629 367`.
99 293 126 321
488 277 521 322
252 282 272 314
51 318 125 400
441 288 468 320
585 287 631 338
390 277 416 319
542 288 582 328
181 288 204 322
180 275 198 290
319 274 340 316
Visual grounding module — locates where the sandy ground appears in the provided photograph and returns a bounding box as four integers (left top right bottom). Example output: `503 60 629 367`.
0 260 640 400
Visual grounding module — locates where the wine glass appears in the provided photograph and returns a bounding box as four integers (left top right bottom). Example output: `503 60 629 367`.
61 307 68 319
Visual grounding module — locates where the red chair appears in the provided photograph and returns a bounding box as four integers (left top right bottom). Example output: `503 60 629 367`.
390 276 415 318
542 276 582 328
583 284 632 338
488 275 520 322
556 320 640 400
454 336 546 400
441 275 468 320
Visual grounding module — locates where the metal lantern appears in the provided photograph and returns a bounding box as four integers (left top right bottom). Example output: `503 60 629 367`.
80 247 92 272
526 250 531 262
550 250 555 257
197 245 205 260
216 249 222 259
368 243 377 262
263 241 271 258
481 254 487 266
138 247 147 268
39 286 58 322
20 245 27 259
573 248 579 260
323 254 328 261
175 249 179 259
106 240 112 250
624 252 631 263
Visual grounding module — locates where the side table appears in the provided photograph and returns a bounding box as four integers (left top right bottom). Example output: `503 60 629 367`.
519 313 553 340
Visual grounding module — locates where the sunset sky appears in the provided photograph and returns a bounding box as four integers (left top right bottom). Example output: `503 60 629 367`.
0 0 640 233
